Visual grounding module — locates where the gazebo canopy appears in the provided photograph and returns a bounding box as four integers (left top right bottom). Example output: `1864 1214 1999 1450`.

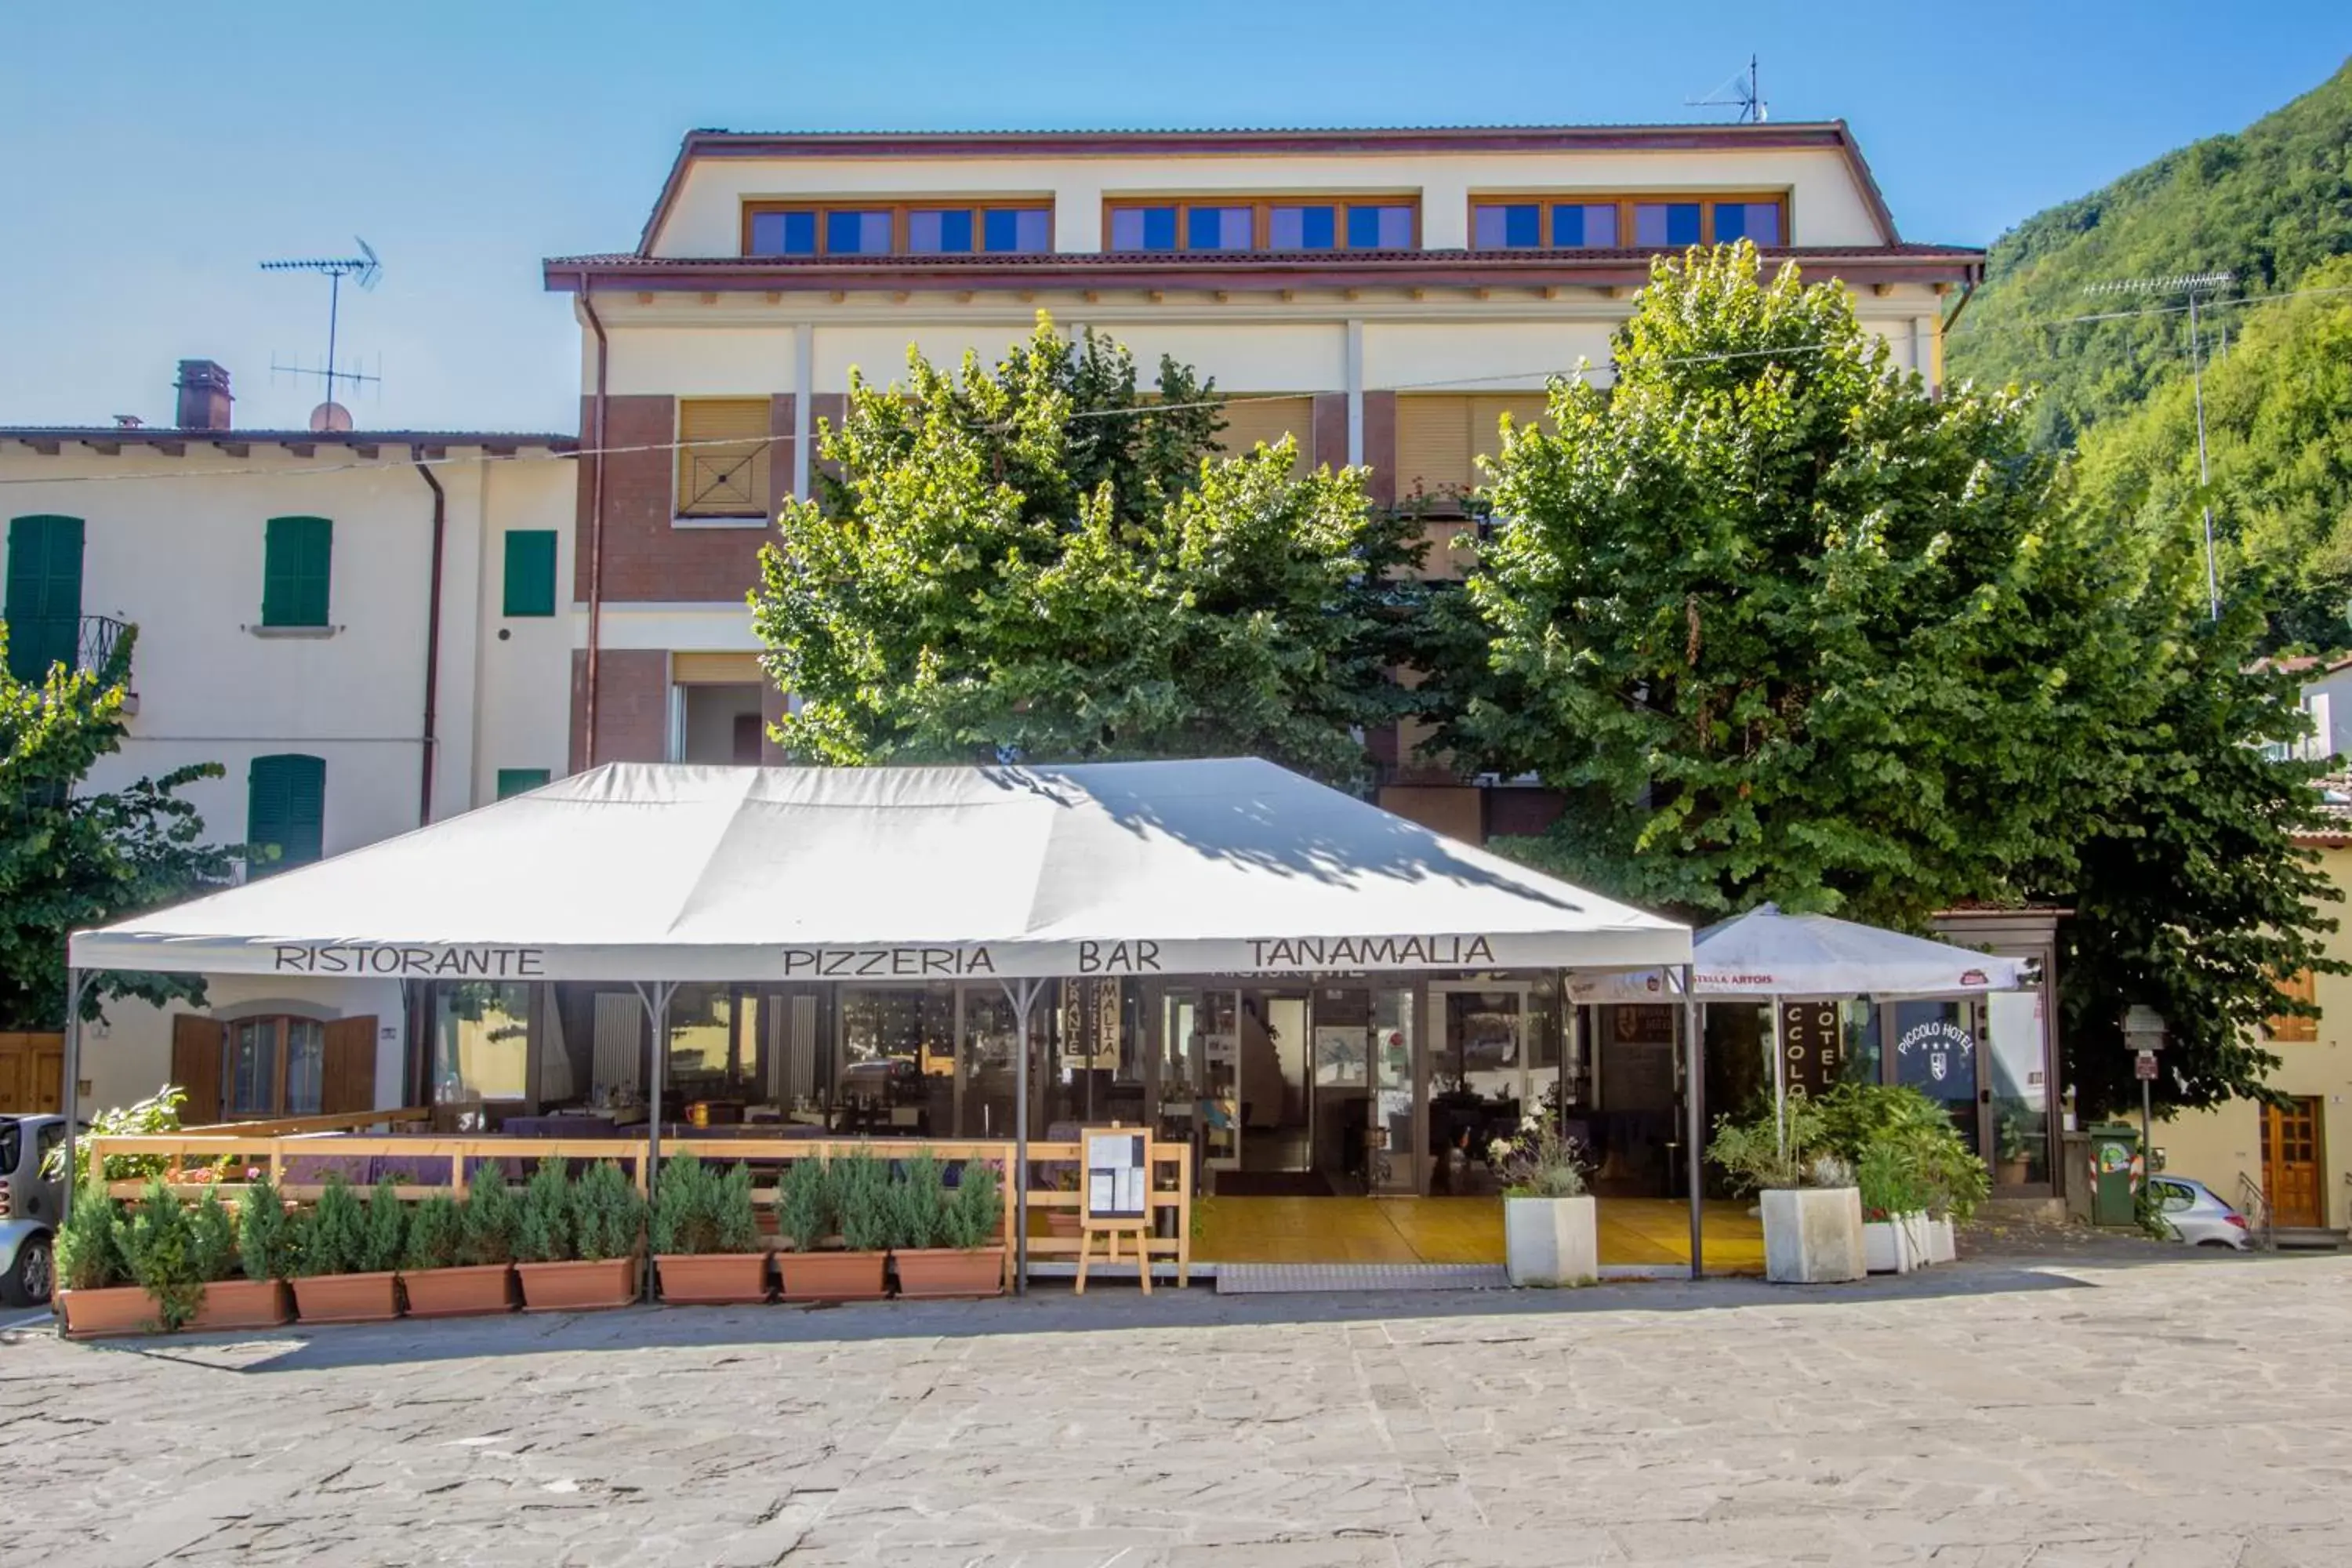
1569 902 2033 1004
71 759 1693 982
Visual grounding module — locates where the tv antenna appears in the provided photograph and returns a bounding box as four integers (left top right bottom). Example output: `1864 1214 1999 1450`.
1688 55 1769 123
2084 271 2236 622
260 238 382 430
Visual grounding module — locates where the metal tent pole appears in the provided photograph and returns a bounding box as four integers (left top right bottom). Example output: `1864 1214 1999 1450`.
1003 977 1043 1294
56 967 93 1333
1682 965 1705 1281
634 980 677 1302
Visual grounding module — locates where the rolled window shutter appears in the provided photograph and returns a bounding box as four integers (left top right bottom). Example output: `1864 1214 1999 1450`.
1213 396 1316 477
171 1014 226 1124
1470 394 1552 474
1395 397 1472 504
323 1016 378 1114
675 399 774 517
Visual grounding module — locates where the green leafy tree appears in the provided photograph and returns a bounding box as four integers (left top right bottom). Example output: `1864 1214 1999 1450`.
0 627 239 1028
1441 243 2144 928
753 316 1425 789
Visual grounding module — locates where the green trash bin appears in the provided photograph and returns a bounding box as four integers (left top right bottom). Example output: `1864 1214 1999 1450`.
2087 1122 2141 1227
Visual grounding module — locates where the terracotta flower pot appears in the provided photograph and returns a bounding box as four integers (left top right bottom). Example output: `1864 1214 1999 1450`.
776 1249 887 1303
189 1278 292 1332
893 1247 1007 1299
516 1255 641 1312
57 1284 161 1338
656 1251 771 1305
292 1271 402 1325
401 1264 516 1319
1045 1210 1083 1239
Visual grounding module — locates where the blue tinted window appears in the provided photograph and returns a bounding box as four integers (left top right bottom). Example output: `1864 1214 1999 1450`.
749 209 816 256
826 209 892 255
1552 204 1619 249
983 208 1050 252
1473 204 1541 249
1270 205 1337 250
1189 206 1252 250
1715 201 1780 245
1635 202 1703 248
1112 206 1178 250
907 209 974 254
1349 205 1412 249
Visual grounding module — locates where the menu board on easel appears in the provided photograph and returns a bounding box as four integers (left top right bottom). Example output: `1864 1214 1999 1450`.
1081 1127 1149 1229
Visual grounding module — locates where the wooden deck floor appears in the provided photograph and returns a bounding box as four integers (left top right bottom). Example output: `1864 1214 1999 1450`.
1192 1196 1766 1272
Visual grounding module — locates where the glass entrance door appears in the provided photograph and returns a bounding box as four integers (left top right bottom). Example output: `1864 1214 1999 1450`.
1240 989 1312 1172
1890 1000 1983 1155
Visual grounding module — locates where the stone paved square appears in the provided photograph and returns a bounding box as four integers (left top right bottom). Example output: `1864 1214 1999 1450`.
3 1253 2346 1566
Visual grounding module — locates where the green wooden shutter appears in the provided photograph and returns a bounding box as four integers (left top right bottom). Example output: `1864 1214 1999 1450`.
261 516 332 627
501 531 557 617
495 768 551 800
248 753 326 875
5 515 85 681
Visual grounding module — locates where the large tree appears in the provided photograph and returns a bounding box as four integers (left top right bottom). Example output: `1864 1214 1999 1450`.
0 628 237 1028
1439 242 2145 929
752 317 1425 788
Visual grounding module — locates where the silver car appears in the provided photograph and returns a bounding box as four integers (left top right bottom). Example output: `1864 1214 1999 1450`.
2149 1174 2252 1250
0 1115 70 1306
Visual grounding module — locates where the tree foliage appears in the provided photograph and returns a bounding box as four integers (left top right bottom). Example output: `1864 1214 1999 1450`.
0 627 237 1028
1947 57 2352 449
752 316 1424 789
1440 243 2142 928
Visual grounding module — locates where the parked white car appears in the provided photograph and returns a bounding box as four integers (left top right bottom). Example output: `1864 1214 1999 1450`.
2149 1174 2252 1250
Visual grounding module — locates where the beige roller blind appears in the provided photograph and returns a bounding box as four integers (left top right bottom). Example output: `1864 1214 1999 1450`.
676 397 772 518
1469 394 1550 466
1214 395 1316 476
1396 395 1474 500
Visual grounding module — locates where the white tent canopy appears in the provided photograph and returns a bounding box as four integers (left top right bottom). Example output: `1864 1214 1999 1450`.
1568 902 2034 1004
71 759 1693 982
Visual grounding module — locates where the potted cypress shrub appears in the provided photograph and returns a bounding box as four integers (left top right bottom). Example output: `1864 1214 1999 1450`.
292 1173 403 1323
115 1174 205 1332
1708 1098 1864 1284
1490 1116 1598 1287
516 1160 643 1311
215 1172 296 1330
895 1155 1007 1298
775 1154 886 1302
401 1184 517 1318
188 1184 289 1330
653 1157 768 1305
54 1191 144 1337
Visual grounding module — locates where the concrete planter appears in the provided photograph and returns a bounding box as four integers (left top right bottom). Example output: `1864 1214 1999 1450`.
516 1256 640 1312
189 1278 292 1331
1504 1194 1599 1287
655 1252 771 1305
401 1264 517 1319
1761 1187 1866 1284
1922 1217 1958 1265
1863 1214 1923 1275
894 1247 1007 1299
291 1270 401 1325
776 1250 887 1303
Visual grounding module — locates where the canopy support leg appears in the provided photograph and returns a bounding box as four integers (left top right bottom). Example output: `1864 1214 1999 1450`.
56 967 93 1332
1682 966 1704 1282
633 980 677 1303
1001 977 1046 1295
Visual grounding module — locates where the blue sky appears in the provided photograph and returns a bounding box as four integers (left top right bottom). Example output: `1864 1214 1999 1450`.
2 2 2344 434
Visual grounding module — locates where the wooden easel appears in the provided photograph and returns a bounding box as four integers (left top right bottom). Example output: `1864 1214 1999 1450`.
1073 1125 1152 1295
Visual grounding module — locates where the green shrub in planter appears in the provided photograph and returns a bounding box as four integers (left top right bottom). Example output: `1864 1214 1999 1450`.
942 1159 1004 1250
1856 1142 1930 1221
405 1193 465 1272
832 1150 892 1253
187 1188 238 1285
299 1174 368 1277
116 1175 203 1330
514 1160 575 1264
462 1171 521 1267
357 1178 408 1274
710 1162 760 1254
572 1160 646 1262
57 1192 129 1292
776 1157 832 1253
654 1158 760 1254
891 1151 946 1250
238 1174 296 1282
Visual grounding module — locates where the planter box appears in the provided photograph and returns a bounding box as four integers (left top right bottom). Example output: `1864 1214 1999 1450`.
777 1250 887 1303
57 1284 160 1338
1504 1195 1599 1287
1761 1187 1866 1284
1045 1209 1083 1239
1922 1216 1957 1265
402 1264 516 1319
894 1247 1007 1299
656 1252 771 1305
189 1278 292 1332
516 1256 640 1312
292 1271 401 1325
1863 1217 1917 1275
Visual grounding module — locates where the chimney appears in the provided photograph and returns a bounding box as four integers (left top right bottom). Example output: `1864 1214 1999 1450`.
175 359 234 430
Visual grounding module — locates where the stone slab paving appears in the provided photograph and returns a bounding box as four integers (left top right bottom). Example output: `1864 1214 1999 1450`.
2 1252 2348 1566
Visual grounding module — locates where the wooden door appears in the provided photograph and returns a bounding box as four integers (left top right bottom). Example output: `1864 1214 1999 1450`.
0 1033 64 1113
322 1017 379 1115
171 1016 225 1124
2261 1098 2325 1229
